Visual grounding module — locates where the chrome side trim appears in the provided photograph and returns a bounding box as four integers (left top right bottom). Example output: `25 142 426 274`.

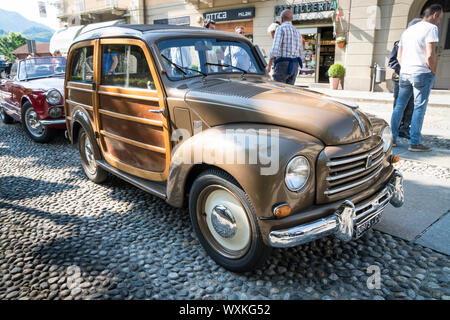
326 144 383 167
324 166 383 196
39 119 67 125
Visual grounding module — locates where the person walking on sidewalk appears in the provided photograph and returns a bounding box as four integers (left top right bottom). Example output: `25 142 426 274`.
390 4 443 152
388 18 422 140
266 9 304 85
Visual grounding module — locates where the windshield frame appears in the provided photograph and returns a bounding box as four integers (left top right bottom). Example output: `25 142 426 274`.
21 57 67 80
155 35 266 82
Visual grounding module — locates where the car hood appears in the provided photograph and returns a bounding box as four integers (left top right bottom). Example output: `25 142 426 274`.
23 76 65 94
184 78 373 145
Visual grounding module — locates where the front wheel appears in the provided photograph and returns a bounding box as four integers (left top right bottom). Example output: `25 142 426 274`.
21 102 53 143
189 169 271 272
78 127 108 184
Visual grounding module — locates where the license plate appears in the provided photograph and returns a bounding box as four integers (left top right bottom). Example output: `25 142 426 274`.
355 211 383 238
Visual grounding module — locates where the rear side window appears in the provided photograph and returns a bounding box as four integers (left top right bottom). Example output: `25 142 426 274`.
101 44 155 90
69 46 94 83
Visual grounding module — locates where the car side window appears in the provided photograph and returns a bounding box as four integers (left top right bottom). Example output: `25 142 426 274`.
69 46 94 83
101 44 155 90
18 61 27 80
9 62 17 80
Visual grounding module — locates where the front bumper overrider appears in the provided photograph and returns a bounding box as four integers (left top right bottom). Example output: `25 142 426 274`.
268 170 404 248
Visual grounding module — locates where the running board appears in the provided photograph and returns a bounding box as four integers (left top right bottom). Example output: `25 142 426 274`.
96 160 167 200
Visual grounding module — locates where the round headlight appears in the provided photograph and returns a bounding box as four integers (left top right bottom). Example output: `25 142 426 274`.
285 156 310 192
382 126 392 152
46 89 62 105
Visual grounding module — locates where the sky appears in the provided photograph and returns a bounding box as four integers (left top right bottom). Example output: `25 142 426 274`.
0 0 60 30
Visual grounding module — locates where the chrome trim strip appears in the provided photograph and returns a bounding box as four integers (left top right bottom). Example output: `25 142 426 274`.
39 119 67 125
326 155 384 181
3 101 20 111
324 166 383 196
326 144 383 167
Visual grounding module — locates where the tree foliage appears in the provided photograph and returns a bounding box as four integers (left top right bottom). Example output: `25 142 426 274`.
0 32 27 60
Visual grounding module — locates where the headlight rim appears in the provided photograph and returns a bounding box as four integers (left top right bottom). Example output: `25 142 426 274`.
284 155 311 192
382 126 393 152
45 89 62 105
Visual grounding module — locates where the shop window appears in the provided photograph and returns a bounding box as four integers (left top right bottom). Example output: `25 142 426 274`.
299 33 317 79
70 46 94 83
101 44 155 90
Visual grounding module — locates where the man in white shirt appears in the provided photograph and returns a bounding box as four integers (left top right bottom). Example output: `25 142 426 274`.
223 26 254 72
390 4 443 152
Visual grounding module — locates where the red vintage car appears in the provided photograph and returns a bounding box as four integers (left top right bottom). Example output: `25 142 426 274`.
0 56 66 142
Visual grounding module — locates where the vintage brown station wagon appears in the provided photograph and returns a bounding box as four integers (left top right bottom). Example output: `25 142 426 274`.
65 25 404 271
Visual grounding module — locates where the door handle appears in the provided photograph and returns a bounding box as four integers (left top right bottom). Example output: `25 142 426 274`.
149 108 164 114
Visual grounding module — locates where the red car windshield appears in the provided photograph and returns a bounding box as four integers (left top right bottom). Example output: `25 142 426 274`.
24 57 66 79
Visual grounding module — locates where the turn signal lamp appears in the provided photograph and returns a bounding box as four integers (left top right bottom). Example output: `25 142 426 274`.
273 204 292 218
392 155 400 163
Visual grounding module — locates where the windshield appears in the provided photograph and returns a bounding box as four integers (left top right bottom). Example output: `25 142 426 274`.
157 38 264 80
23 57 67 79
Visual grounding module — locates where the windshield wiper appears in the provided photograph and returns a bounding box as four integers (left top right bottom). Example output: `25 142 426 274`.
204 62 247 75
160 54 207 78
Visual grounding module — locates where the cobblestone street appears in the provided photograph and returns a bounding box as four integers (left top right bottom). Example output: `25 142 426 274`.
0 103 449 300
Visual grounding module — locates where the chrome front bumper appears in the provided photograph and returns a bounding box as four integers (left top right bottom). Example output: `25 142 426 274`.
268 170 404 248
39 119 66 125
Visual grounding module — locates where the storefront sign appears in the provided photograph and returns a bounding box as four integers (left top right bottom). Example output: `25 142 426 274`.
275 1 335 21
203 7 255 22
154 16 190 25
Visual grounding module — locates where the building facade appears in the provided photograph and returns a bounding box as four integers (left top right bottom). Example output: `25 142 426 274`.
57 0 450 91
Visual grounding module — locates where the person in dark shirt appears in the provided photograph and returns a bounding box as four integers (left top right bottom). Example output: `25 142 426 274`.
388 18 421 140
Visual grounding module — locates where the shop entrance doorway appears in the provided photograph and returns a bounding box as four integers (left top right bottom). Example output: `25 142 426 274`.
297 25 335 83
318 27 335 83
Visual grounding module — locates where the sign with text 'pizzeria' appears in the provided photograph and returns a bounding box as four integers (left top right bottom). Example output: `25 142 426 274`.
203 7 255 22
275 1 336 21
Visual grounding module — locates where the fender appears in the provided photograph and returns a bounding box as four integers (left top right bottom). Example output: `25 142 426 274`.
166 123 324 220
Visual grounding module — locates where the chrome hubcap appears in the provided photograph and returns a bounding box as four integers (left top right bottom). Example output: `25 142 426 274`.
25 108 45 137
202 188 251 255
211 205 237 239
84 135 96 172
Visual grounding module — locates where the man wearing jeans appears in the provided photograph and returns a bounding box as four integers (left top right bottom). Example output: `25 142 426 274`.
266 9 304 85
391 4 443 152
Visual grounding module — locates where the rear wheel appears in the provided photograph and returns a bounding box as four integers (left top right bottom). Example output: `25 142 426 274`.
0 106 14 124
21 102 53 142
189 169 271 272
78 127 108 183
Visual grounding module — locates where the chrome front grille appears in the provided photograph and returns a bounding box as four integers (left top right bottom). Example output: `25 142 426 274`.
324 142 385 196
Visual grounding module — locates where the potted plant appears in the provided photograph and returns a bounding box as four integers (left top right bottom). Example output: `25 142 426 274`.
336 36 346 48
328 63 345 90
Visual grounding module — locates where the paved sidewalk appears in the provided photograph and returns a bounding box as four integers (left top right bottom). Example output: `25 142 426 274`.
305 87 450 108
348 103 450 256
